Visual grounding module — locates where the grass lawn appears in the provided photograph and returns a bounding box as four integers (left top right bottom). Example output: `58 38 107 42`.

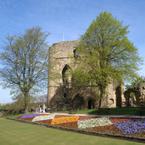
0 118 144 145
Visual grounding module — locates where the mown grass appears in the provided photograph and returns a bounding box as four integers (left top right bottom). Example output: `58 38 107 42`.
0 118 144 145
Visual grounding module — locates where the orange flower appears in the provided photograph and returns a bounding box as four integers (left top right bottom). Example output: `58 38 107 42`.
51 116 79 125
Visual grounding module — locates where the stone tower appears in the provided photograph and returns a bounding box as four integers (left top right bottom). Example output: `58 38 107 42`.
48 41 125 109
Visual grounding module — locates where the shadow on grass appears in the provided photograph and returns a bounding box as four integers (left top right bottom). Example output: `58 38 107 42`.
6 107 145 117
74 107 145 116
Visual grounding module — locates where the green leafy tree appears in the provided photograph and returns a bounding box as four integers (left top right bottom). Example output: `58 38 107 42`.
124 76 145 107
126 76 145 89
74 12 141 108
0 27 48 112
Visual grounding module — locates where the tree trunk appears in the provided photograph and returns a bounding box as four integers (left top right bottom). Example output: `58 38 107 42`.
98 98 102 109
98 85 105 109
23 91 29 113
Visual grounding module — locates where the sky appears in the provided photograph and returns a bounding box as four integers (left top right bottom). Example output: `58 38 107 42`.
0 0 145 103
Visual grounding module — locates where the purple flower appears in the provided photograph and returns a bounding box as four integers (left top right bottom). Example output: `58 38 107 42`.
114 119 145 134
20 114 40 119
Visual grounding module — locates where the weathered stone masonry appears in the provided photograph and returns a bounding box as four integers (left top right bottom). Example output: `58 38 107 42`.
48 41 125 109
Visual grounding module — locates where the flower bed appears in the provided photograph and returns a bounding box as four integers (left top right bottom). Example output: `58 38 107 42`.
54 122 78 129
86 125 122 135
18 113 145 140
78 117 112 129
20 114 40 119
32 114 55 122
38 119 52 125
78 116 95 120
110 118 129 123
51 116 79 125
114 119 145 134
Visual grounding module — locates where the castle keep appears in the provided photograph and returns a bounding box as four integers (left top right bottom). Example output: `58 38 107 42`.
48 41 125 109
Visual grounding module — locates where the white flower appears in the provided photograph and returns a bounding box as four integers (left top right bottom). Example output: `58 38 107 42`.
32 114 56 122
77 117 112 129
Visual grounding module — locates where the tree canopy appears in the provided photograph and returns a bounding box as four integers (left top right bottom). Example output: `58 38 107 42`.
0 27 48 112
73 12 141 108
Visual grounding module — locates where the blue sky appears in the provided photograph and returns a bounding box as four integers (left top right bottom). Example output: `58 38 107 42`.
0 0 145 103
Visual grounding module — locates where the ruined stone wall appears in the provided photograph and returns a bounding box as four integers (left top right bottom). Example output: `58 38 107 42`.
48 41 124 108
48 41 78 103
138 82 145 105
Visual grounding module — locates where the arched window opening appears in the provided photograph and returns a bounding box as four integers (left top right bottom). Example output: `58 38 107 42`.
62 64 72 88
88 98 95 109
116 86 122 107
73 49 80 58
73 94 84 110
